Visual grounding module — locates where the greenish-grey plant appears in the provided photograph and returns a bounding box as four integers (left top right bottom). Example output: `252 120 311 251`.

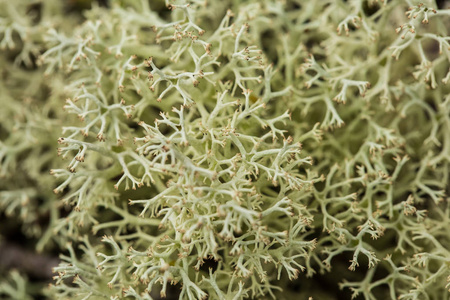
0 0 449 299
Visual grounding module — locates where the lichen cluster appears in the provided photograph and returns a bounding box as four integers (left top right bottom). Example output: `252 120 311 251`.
0 0 449 299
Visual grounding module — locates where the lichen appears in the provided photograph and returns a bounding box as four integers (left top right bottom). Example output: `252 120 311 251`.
0 0 449 299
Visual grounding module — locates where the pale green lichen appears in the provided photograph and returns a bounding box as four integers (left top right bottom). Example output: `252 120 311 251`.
0 0 449 299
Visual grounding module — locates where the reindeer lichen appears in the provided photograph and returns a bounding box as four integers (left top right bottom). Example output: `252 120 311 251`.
0 0 449 299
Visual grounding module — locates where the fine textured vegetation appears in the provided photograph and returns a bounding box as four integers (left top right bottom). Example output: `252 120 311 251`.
0 0 449 299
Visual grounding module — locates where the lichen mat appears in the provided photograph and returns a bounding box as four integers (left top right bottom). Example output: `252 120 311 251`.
0 0 449 299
